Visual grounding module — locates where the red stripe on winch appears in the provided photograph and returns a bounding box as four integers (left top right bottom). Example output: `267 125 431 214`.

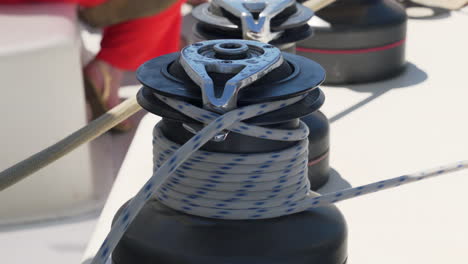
308 151 329 167
296 39 406 55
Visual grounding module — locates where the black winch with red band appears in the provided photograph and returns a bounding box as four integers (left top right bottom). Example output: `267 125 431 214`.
297 0 407 84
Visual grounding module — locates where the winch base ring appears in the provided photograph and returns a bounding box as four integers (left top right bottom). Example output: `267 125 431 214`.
112 200 348 264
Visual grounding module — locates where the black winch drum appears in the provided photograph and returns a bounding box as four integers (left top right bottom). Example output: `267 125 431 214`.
296 0 407 84
111 41 348 264
112 200 347 264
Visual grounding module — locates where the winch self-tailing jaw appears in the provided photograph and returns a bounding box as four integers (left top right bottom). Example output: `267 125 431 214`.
213 0 295 43
179 39 283 112
193 0 313 46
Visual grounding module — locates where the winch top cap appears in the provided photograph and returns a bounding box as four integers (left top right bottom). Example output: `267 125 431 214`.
179 39 284 112
136 39 325 107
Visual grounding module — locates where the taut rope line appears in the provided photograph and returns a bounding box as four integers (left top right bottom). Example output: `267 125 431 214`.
0 97 141 191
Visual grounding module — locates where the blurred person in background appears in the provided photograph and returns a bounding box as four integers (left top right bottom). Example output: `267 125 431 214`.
1 0 187 131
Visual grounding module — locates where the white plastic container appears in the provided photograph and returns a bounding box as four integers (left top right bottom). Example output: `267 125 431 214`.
0 3 104 224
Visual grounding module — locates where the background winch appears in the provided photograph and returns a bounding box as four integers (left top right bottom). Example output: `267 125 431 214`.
191 0 313 52
193 0 408 84
297 0 407 84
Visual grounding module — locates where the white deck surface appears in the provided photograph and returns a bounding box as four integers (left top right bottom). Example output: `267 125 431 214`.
82 8 468 264
1 5 466 264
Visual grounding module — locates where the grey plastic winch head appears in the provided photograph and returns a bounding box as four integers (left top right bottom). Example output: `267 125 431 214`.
213 0 295 43
192 0 313 47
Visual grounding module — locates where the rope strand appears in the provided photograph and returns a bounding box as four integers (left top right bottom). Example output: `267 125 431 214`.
0 97 141 191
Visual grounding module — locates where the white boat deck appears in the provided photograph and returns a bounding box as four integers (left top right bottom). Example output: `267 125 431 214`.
0 5 467 264
82 7 468 264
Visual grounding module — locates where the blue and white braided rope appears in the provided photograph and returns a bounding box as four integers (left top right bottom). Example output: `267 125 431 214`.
91 93 468 264
153 124 312 219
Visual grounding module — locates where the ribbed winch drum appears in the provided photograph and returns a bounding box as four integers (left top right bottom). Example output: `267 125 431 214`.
296 0 407 84
112 40 347 264
191 0 313 53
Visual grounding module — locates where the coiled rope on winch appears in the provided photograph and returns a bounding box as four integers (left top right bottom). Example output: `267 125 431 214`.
152 93 312 219
90 93 467 264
